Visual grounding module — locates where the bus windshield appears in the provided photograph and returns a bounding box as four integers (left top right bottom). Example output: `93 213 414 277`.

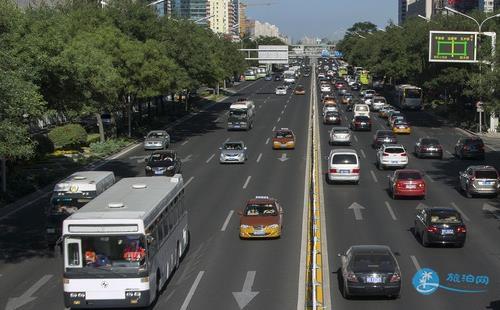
51 195 94 215
229 110 248 119
244 70 255 76
405 89 422 99
66 235 147 273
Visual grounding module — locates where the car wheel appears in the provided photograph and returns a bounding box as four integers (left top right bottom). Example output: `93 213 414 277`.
465 187 472 198
342 281 351 299
392 190 398 200
456 242 465 248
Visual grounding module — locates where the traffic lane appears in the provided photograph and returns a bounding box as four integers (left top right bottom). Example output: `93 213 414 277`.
158 79 311 309
326 107 500 309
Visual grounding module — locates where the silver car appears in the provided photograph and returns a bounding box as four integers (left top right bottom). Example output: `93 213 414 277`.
144 130 170 150
219 141 247 164
459 165 499 197
329 127 351 145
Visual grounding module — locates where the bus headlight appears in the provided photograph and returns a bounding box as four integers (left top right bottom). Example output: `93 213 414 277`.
125 291 142 297
140 277 149 283
69 292 86 298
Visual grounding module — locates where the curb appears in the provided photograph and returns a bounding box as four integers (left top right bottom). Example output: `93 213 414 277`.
0 83 251 219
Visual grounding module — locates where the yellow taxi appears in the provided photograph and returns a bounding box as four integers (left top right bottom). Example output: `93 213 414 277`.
272 128 296 149
239 196 283 239
392 120 411 134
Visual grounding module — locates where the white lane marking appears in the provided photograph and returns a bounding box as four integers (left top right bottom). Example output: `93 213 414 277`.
221 210 234 231
243 176 252 189
353 135 358 142
256 153 262 163
110 143 142 160
224 137 230 143
277 117 281 122
183 176 194 189
451 202 470 222
446 150 453 156
410 255 421 271
215 117 220 122
385 201 397 220
424 174 435 183
360 149 366 159
272 126 276 131
281 110 284 114
206 154 215 163
6 274 53 310
181 140 189 146
179 271 205 310
284 104 287 108
265 137 270 145
370 170 378 183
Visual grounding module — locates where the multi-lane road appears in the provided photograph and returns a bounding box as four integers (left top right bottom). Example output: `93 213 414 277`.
1 59 500 310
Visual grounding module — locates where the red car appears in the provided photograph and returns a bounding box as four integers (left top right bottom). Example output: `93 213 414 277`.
389 169 426 199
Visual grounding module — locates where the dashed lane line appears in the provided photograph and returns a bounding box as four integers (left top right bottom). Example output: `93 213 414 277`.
242 176 252 189
353 135 358 142
220 210 234 231
424 174 435 183
277 117 281 122
256 153 262 163
385 201 397 221
183 176 194 189
181 140 189 146
451 202 470 222
206 154 215 163
370 170 378 183
360 149 366 159
265 138 270 145
179 271 205 310
272 126 276 131
410 255 421 271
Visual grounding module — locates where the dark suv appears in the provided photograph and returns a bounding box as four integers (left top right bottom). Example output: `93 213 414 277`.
454 137 485 160
372 130 397 149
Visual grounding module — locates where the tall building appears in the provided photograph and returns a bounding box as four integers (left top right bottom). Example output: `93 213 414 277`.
446 0 478 12
247 20 282 38
208 0 231 34
230 0 239 35
181 0 209 23
239 2 248 38
479 0 500 12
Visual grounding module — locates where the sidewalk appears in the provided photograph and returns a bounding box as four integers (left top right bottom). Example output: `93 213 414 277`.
0 82 247 218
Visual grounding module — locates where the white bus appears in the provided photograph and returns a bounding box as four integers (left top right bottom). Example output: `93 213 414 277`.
62 175 188 308
283 70 296 84
46 171 116 246
394 84 423 110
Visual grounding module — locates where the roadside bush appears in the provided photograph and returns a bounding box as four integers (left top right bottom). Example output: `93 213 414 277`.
89 138 131 158
48 124 88 149
86 133 101 145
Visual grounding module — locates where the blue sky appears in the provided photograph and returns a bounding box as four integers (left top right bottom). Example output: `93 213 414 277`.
246 0 398 42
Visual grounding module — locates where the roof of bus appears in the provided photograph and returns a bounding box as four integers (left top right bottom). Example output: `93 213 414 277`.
65 176 183 223
53 171 115 192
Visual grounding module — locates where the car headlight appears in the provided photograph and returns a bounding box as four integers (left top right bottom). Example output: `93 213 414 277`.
145 166 152 171
167 166 174 170
267 224 279 229
240 224 250 229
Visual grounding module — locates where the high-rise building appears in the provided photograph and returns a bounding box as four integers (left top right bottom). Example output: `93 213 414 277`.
208 0 231 34
239 2 247 38
180 0 209 23
479 0 500 12
230 0 239 35
446 0 478 12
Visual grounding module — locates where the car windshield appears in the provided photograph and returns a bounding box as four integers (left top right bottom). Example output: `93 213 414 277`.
355 116 370 121
397 172 422 180
475 170 498 179
151 153 174 162
385 147 405 154
245 204 277 216
66 235 147 272
356 106 368 111
377 131 394 138
430 212 462 224
332 154 357 165
229 110 247 119
223 143 243 150
334 129 349 134
326 112 338 116
276 131 293 139
148 132 165 138
350 253 395 273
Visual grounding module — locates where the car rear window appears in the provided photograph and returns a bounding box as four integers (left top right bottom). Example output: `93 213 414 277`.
397 172 422 180
385 147 405 154
334 129 349 134
331 154 357 165
475 170 498 179
421 138 439 145
429 212 462 224
377 131 394 137
355 116 370 121
350 253 395 273
465 139 484 145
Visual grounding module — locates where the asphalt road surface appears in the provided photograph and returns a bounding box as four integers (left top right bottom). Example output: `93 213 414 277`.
0 76 311 310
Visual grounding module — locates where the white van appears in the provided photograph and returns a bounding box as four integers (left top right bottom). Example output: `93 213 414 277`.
353 104 370 117
327 149 360 184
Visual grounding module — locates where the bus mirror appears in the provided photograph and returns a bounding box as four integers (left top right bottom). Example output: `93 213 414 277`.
146 235 155 244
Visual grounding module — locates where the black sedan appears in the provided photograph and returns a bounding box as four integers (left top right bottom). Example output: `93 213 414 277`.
350 116 372 131
414 207 466 247
350 82 361 91
145 150 182 176
339 245 401 299
414 137 443 159
323 111 341 125
454 137 485 160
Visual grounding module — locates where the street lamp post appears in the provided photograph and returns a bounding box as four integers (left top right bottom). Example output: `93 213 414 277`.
444 7 500 133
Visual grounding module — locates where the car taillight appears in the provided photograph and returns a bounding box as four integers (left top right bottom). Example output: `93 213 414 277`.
401 153 407 157
383 152 390 156
426 225 439 233
390 273 401 283
456 226 466 233
329 169 337 173
346 271 358 282
352 168 360 174
469 177 476 182
463 145 469 150
418 183 425 188
396 182 405 188
437 145 442 149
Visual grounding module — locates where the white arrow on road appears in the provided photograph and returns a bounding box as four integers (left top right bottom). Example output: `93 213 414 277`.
348 202 365 220
277 153 290 162
181 154 192 163
6 274 53 310
232 271 259 309
483 203 500 219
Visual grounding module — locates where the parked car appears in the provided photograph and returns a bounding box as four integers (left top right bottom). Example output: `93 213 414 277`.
144 130 170 150
414 208 466 247
339 245 401 299
388 169 426 199
454 137 485 160
414 137 443 159
145 150 181 176
459 165 499 197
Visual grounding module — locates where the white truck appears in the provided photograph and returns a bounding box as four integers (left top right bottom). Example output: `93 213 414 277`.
227 101 255 130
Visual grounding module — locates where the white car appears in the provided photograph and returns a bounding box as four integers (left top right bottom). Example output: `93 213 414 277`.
363 94 374 106
329 127 351 145
318 73 326 79
372 96 387 111
275 86 287 95
322 104 339 115
320 84 332 93
353 104 370 117
327 149 360 184
376 144 408 170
